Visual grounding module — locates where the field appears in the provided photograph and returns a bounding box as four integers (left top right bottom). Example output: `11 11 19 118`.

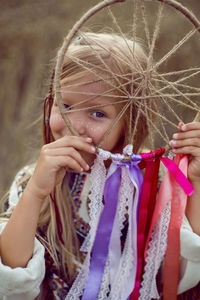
0 0 200 197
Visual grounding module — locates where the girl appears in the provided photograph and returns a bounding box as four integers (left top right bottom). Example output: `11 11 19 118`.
0 32 200 300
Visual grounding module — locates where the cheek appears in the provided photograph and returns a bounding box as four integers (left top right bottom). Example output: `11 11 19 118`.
49 110 66 133
86 122 108 143
100 122 124 151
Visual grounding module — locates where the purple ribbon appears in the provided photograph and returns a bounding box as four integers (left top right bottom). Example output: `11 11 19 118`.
129 154 144 221
82 154 143 300
81 166 121 300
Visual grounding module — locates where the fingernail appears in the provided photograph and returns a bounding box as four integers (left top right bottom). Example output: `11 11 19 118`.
173 133 178 139
181 125 187 131
91 146 96 152
85 164 90 170
169 140 176 146
86 137 92 142
80 168 84 172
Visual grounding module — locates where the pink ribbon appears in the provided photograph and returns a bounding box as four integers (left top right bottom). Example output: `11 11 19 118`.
144 154 194 300
160 156 194 196
145 154 194 258
163 155 191 300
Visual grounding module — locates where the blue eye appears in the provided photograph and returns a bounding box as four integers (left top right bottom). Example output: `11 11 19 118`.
92 111 105 118
63 104 70 110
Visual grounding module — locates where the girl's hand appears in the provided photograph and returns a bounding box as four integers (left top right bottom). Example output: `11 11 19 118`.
25 136 96 200
169 122 200 184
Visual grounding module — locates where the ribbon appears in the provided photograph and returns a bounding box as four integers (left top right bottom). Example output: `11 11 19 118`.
160 156 194 196
112 155 143 299
131 149 164 300
82 149 194 300
143 154 194 300
82 154 143 300
130 150 194 300
145 154 194 258
163 155 190 300
81 166 121 300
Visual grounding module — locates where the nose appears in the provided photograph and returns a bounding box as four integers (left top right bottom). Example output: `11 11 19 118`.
69 112 87 136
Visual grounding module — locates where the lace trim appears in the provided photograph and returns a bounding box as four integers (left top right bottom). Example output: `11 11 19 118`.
139 201 171 300
110 167 136 300
81 154 107 252
66 153 109 299
66 145 141 300
97 258 111 300
97 163 137 300
65 255 90 299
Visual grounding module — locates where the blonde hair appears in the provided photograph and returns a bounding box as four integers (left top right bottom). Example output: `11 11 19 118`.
4 32 158 282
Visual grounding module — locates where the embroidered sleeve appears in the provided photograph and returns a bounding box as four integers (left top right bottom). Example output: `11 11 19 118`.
7 165 35 214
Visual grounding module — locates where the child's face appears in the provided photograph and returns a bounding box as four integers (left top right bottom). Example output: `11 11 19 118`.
50 78 124 165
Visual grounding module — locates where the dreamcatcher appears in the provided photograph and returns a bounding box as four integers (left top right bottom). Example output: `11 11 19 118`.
43 0 200 299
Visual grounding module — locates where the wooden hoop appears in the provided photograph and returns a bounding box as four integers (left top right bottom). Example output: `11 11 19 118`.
54 0 200 135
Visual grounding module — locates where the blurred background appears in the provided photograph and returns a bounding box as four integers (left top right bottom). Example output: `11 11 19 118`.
0 0 200 197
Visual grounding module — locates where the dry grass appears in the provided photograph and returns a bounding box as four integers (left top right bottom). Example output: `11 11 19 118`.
0 0 200 198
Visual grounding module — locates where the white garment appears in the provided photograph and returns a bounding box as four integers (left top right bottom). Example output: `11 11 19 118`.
0 222 45 300
178 215 200 294
0 166 45 300
0 166 200 299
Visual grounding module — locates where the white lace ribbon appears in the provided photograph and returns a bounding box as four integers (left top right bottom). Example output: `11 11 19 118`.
66 150 110 299
139 201 171 299
66 145 143 300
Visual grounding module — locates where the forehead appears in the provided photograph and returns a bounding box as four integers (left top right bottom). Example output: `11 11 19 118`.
61 76 116 106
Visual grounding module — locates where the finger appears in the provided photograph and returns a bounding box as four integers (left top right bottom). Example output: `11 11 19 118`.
47 136 92 148
177 121 184 131
172 129 200 140
43 136 96 154
180 122 200 132
172 146 200 156
41 147 90 171
169 137 200 149
171 122 185 139
54 156 85 173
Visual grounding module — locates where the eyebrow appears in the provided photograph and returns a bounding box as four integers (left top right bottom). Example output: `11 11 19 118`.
61 79 127 109
60 96 124 114
61 91 120 110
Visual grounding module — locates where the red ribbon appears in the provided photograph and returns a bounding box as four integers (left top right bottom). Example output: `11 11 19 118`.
131 148 165 300
131 150 194 300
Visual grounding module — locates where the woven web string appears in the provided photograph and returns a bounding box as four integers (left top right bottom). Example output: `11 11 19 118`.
53 0 200 153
